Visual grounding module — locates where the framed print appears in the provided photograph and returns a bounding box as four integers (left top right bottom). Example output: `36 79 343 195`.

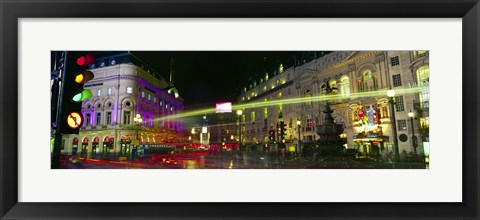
1 0 479 219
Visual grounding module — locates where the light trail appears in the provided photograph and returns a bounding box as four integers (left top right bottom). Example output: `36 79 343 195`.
153 86 428 122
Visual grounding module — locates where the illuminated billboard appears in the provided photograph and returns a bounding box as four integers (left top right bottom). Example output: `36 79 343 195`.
216 102 232 113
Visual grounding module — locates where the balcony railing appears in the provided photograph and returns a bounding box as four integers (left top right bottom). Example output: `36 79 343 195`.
412 51 429 61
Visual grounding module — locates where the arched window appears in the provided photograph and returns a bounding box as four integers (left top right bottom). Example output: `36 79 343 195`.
329 80 338 94
358 70 378 92
319 84 327 95
363 70 374 91
340 76 350 96
305 89 311 97
304 89 312 108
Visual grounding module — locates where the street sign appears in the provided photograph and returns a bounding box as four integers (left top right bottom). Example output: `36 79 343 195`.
288 146 296 152
66 112 83 129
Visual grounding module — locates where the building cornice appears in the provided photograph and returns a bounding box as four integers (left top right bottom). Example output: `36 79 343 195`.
320 51 380 73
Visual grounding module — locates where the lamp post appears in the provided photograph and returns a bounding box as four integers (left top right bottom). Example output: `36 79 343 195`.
237 109 243 152
408 110 417 154
296 120 301 167
133 114 143 160
387 89 400 161
297 120 301 156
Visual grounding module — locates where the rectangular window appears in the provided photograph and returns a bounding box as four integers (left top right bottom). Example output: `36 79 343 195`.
127 87 132 94
393 74 402 87
96 113 101 125
397 119 407 131
97 90 101 96
108 88 112 95
124 111 131 124
148 94 151 100
395 96 405 112
106 112 112 125
306 117 313 131
391 56 400 66
85 113 91 126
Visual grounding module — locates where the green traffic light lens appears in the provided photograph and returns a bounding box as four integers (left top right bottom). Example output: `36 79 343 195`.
72 90 92 102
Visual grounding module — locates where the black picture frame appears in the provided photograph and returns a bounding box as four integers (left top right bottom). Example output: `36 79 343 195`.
1 0 478 219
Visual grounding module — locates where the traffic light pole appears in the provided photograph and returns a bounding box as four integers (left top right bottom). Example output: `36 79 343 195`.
51 52 95 168
51 52 68 169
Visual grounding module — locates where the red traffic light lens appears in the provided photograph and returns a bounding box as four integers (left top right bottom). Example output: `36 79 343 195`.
76 54 95 66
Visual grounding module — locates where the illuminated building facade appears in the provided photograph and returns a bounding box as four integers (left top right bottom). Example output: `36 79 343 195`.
238 51 430 156
60 52 184 156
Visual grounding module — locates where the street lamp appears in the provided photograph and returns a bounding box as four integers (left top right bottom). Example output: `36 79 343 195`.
408 110 418 154
133 114 143 159
387 89 400 161
237 109 243 152
296 120 301 166
296 120 301 156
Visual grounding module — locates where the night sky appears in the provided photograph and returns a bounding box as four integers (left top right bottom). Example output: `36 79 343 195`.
132 51 302 108
51 51 307 108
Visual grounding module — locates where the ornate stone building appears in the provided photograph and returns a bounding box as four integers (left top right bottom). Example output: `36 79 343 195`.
237 51 429 156
60 52 184 157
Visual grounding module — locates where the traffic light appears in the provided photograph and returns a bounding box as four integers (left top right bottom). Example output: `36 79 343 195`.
280 121 287 140
58 52 95 134
269 130 275 141
221 129 227 142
